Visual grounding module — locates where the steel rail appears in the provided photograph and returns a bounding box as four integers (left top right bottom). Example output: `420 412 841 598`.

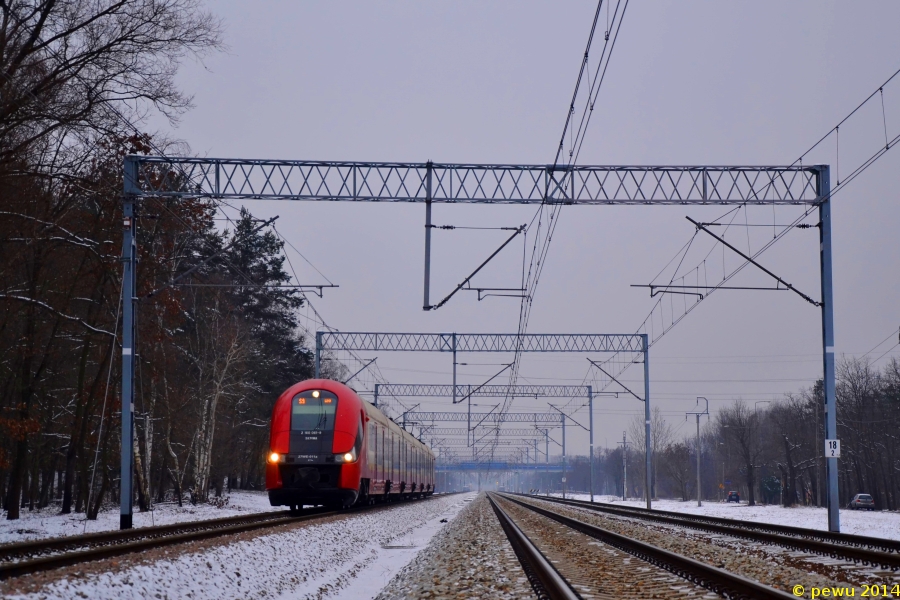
500 494 795 600
0 495 446 580
486 494 581 600
0 508 298 565
523 494 900 568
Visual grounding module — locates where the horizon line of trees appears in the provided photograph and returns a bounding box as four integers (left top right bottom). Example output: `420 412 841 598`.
520 356 900 509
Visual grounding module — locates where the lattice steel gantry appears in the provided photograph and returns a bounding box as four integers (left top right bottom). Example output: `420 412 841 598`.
126 158 820 205
317 332 646 506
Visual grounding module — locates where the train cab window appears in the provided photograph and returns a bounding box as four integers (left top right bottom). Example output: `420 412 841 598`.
355 419 364 456
290 390 338 431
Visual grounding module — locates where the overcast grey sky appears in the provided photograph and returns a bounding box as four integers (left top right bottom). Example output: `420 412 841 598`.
154 1 900 458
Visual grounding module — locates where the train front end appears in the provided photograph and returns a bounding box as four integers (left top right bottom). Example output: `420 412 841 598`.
266 380 363 508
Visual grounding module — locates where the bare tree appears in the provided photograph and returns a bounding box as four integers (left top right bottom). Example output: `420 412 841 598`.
185 289 247 502
0 0 223 164
661 441 694 500
718 400 764 506
629 406 672 499
766 396 816 507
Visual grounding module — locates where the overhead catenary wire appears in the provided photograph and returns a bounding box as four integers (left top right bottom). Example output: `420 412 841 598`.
492 0 631 463
871 343 900 365
272 226 412 418
860 327 900 360
579 65 900 412
83 274 124 531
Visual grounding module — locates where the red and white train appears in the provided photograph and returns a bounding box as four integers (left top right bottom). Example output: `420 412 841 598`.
266 379 435 509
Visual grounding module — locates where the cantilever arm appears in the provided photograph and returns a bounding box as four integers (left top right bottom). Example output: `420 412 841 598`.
343 358 377 385
454 363 514 405
426 225 526 311
687 217 820 307
587 358 644 402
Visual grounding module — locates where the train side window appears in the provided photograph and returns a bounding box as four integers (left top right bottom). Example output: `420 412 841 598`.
378 425 383 472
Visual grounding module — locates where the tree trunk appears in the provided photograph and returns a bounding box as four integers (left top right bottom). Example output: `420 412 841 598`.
62 334 94 514
5 439 27 520
745 461 757 506
75 472 85 513
165 423 184 507
133 433 150 512
156 452 168 503
87 466 109 520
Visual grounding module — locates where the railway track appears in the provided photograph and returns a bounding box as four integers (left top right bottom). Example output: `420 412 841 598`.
521 494 900 571
490 492 795 600
0 495 443 580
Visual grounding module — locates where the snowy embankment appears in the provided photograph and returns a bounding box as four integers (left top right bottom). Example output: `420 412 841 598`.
0 491 281 544
5 493 474 600
549 493 900 540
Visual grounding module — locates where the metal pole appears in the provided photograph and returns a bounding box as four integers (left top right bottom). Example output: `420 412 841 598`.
696 414 702 507
314 331 322 378
818 165 840 532
119 168 137 531
588 385 594 503
815 399 821 507
721 457 725 501
561 411 566 499
643 334 651 509
423 161 433 310
622 431 627 501
374 383 379 407
452 333 457 406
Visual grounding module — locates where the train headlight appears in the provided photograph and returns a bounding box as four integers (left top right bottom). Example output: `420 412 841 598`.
269 452 281 464
336 448 357 463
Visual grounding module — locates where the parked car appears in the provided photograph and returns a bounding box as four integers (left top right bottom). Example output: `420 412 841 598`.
726 491 740 503
848 493 875 510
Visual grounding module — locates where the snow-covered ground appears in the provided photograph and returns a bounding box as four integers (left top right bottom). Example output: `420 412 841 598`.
6 493 474 600
546 493 900 540
0 491 281 544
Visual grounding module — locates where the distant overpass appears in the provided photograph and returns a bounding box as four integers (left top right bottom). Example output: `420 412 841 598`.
436 462 571 472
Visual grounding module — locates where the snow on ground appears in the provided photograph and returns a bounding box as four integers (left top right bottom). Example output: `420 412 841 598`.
318 494 474 600
546 493 900 540
0 491 281 544
8 493 474 600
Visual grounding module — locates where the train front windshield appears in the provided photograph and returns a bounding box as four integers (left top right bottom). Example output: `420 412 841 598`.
289 390 338 463
291 391 337 431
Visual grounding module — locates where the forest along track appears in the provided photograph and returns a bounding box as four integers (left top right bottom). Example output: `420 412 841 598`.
490 493 795 600
520 494 900 572
0 495 450 580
